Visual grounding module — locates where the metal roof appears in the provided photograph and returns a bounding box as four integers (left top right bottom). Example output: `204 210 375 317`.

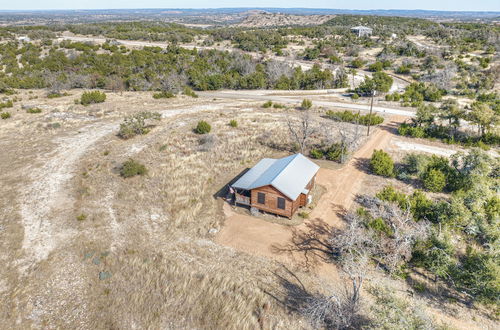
351 26 373 31
232 153 320 200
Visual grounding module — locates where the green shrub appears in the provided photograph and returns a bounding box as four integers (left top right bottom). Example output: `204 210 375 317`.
351 93 359 100
26 107 42 113
272 103 286 109
76 214 87 221
80 91 106 105
301 99 312 110
120 159 147 178
118 111 161 139
421 168 446 192
370 150 395 177
153 91 175 99
262 100 273 108
310 149 323 159
0 100 13 109
1 112 11 119
229 119 238 127
298 211 310 219
368 217 394 236
350 58 365 68
183 86 198 98
325 110 383 126
194 120 211 134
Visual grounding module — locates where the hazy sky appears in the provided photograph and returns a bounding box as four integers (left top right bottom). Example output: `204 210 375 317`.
1 0 499 11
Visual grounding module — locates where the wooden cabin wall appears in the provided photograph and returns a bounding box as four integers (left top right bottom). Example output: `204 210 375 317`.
251 185 293 217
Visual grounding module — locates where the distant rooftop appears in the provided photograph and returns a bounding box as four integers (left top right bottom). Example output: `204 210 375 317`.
351 26 373 30
232 153 319 200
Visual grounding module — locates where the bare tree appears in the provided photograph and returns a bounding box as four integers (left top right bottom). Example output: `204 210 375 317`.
159 72 187 93
302 215 371 329
353 195 431 274
266 60 293 85
287 109 317 154
322 120 363 164
44 70 68 96
105 75 126 94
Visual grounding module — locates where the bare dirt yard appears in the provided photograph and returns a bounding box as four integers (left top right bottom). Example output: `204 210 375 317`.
0 89 495 329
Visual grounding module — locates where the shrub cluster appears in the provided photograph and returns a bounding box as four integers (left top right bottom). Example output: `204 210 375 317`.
301 99 312 110
1 112 11 119
0 100 13 110
370 149 395 177
118 111 161 139
310 143 348 162
80 91 106 105
325 110 384 126
229 119 238 127
183 87 198 98
26 107 42 113
120 159 147 178
152 91 174 99
194 120 211 134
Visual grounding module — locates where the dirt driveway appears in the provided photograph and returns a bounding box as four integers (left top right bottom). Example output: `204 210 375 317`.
216 119 399 275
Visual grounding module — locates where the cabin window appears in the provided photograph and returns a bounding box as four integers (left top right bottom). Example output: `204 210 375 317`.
277 197 286 210
257 192 265 204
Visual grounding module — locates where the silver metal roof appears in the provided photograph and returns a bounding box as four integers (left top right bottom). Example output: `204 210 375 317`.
232 153 320 200
351 26 373 31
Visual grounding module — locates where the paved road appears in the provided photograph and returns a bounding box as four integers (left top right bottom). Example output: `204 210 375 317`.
200 90 416 117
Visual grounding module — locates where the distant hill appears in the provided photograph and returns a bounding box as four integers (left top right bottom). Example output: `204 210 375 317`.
0 8 498 26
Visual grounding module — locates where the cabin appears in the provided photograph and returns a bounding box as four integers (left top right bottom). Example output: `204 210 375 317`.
351 26 373 37
231 153 319 218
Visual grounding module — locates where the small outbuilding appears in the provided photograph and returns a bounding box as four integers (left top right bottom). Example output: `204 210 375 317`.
231 153 319 218
351 26 373 37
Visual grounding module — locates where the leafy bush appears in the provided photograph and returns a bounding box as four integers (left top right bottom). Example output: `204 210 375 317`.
153 91 174 99
183 86 198 98
355 72 393 95
398 123 425 138
367 217 394 236
118 111 161 139
0 100 13 109
310 149 323 159
325 110 383 126
1 112 11 119
120 159 147 178
370 150 395 177
76 214 87 221
301 99 312 110
421 168 446 192
309 144 348 163
194 120 211 134
229 119 238 127
350 58 365 68
351 93 359 100
26 107 42 113
262 100 273 108
273 103 286 109
80 91 106 105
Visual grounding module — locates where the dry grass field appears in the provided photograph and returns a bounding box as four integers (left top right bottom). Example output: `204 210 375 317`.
0 89 496 329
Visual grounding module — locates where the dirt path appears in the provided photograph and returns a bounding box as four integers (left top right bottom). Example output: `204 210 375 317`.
216 119 398 274
17 104 229 272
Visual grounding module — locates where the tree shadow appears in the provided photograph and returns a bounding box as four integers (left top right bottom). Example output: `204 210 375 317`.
377 120 402 135
405 268 475 311
263 265 317 313
352 156 371 173
271 218 335 270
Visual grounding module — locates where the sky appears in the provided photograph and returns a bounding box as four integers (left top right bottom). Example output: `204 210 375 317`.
1 0 499 11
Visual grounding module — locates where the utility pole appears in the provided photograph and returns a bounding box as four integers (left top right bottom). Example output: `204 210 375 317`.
367 90 376 136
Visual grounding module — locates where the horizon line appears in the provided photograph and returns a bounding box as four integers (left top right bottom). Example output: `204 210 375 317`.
0 7 499 13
